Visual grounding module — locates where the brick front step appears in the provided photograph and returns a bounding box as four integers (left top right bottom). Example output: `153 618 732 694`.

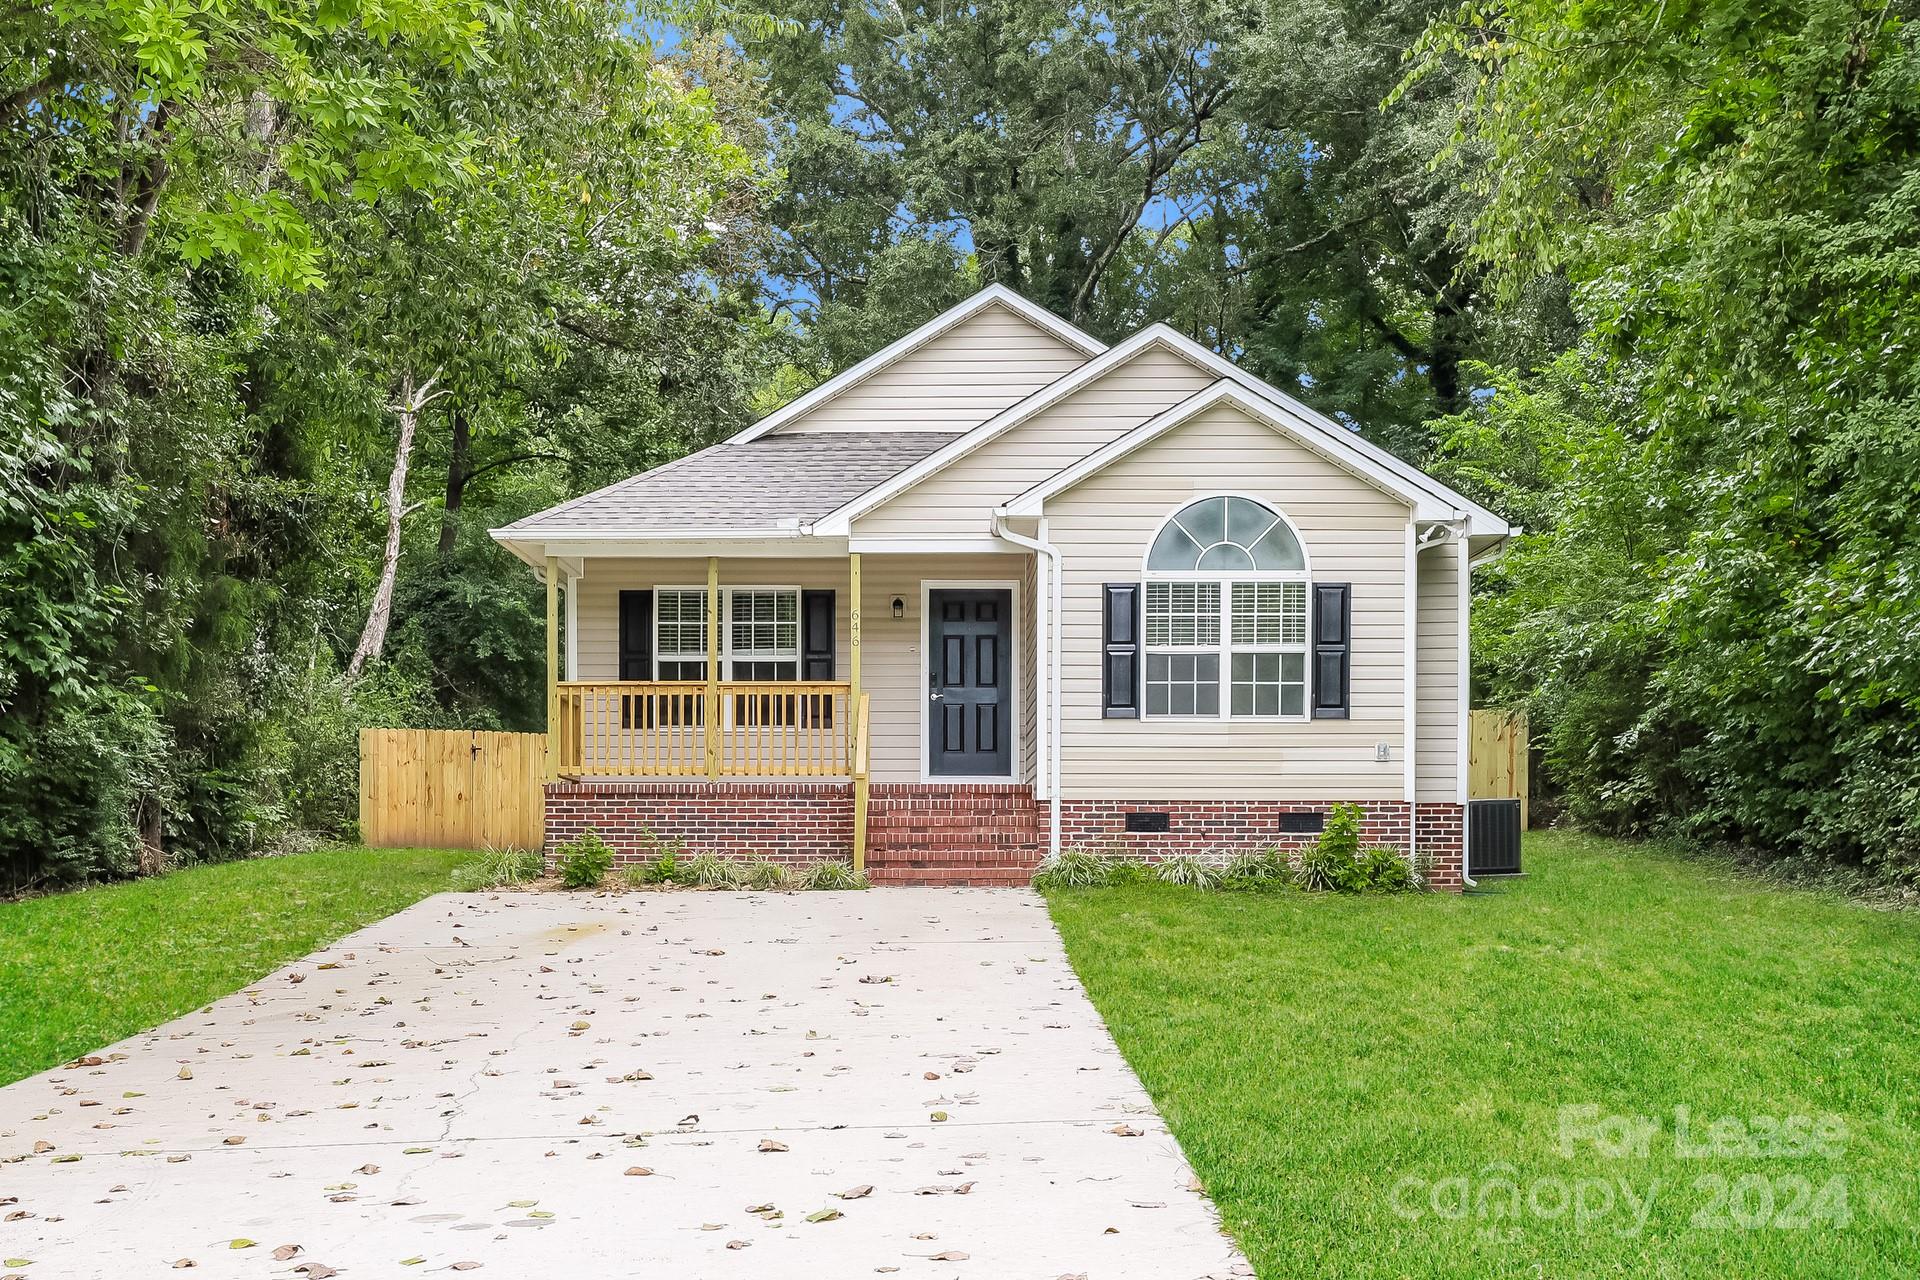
869 851 1045 867
868 866 1034 887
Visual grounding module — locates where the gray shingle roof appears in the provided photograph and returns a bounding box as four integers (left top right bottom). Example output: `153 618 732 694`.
500 431 965 535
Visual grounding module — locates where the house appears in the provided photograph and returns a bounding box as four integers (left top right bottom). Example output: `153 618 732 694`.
491 286 1512 887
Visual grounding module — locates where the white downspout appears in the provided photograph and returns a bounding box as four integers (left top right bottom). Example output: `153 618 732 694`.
993 511 1063 862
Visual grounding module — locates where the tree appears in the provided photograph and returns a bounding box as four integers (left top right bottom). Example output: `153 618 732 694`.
1418 0 1920 879
749 0 1246 360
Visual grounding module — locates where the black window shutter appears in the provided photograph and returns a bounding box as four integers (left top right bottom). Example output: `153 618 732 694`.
801 589 836 680
1102 582 1142 719
1312 582 1351 719
618 589 654 729
619 590 654 680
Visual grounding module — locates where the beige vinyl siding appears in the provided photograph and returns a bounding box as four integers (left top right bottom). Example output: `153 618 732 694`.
773 307 1086 435
1415 538 1465 801
1047 404 1412 800
571 554 1028 783
854 345 1216 537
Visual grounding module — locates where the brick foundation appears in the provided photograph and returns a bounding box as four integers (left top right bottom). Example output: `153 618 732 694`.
1416 802 1467 892
1058 798 1468 892
544 782 1466 892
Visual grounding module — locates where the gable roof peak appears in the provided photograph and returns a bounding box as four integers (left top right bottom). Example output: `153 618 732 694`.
728 284 1104 444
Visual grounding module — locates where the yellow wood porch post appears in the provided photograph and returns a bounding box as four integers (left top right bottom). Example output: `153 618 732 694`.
848 552 863 726
544 556 559 780
705 555 721 780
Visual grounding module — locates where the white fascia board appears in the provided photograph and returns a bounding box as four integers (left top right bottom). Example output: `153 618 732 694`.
727 285 1106 445
1000 380 1438 519
811 325 1185 535
846 535 1012 555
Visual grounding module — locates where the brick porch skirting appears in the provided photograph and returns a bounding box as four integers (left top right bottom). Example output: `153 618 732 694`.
1058 799 1467 892
543 782 854 868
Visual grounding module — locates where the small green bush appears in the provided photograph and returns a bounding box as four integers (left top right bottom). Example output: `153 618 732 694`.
635 829 693 883
555 830 614 889
1105 858 1151 886
1297 804 1370 892
802 859 870 890
1032 847 1112 890
681 852 741 887
450 847 545 891
1154 855 1223 888
1220 848 1295 891
741 857 796 891
1357 846 1417 892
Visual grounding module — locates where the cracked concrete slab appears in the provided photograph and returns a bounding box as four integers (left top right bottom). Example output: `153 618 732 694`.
0 888 1250 1278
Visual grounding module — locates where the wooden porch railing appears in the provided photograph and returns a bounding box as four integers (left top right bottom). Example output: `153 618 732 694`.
555 681 854 778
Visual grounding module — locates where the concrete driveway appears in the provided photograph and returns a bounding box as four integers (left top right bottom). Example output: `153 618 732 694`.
1 889 1249 1278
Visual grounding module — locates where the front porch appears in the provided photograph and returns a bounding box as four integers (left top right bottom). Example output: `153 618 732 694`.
535 548 1038 877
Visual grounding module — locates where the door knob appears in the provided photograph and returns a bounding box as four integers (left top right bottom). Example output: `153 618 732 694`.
929 691 943 701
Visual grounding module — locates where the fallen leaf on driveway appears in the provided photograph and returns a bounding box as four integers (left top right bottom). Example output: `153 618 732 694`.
170 1261 195 1269
725 1240 750 1250
271 1245 303 1261
624 1167 652 1176
1108 1124 1142 1137
805 1208 842 1223
757 1139 787 1153
834 1185 872 1200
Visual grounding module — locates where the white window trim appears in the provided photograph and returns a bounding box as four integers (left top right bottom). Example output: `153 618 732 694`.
654 585 803 681
1141 494 1313 723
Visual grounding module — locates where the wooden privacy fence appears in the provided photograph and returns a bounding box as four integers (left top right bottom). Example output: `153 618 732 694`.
359 728 546 851
1468 708 1529 829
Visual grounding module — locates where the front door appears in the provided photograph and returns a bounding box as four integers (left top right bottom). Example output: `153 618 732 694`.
928 588 1013 777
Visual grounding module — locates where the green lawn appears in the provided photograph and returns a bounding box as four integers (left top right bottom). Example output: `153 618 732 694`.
1046 831 1920 1279
0 846 466 1085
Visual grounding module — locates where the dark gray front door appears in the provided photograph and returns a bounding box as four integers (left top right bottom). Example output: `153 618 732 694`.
929 589 1012 777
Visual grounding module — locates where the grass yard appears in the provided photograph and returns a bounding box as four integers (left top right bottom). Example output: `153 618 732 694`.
1047 831 1920 1279
0 846 466 1085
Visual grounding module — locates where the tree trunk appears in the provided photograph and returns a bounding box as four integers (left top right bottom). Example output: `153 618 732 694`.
438 405 468 557
346 368 442 684
135 793 166 877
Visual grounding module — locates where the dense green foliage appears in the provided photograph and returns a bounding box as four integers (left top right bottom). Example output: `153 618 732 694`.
1421 0 1920 881
0 845 466 1084
1 2 784 889
1049 831 1920 1275
6 0 1917 888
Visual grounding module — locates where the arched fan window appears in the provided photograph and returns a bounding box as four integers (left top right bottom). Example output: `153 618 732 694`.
1141 496 1309 719
1147 495 1306 573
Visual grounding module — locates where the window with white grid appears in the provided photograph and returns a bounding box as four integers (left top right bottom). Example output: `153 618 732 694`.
1141 496 1310 720
655 587 801 681
654 589 708 681
727 588 799 681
